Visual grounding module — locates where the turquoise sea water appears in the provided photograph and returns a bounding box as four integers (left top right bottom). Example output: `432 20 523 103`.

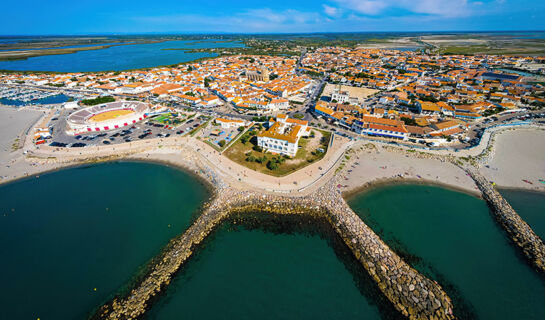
500 189 545 239
0 162 208 320
348 184 545 320
147 223 386 320
2 162 544 320
0 39 244 72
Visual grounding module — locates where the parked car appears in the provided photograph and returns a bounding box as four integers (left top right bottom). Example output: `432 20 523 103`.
70 143 86 148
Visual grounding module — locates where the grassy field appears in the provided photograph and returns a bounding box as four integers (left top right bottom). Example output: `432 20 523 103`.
439 45 545 56
224 127 331 177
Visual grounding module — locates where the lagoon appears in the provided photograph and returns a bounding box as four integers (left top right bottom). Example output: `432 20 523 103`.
0 39 244 72
0 162 208 319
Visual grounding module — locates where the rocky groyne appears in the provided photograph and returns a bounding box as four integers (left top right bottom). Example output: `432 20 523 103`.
93 183 454 320
314 183 454 320
93 187 237 319
467 168 545 273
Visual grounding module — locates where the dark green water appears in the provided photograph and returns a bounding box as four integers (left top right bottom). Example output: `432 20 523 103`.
348 184 545 320
500 189 545 240
0 162 208 320
147 222 386 320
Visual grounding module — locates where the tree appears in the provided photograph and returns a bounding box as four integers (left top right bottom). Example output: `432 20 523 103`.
267 160 279 170
81 96 115 106
240 135 249 144
187 66 193 72
238 126 245 132
401 117 417 126
218 140 226 147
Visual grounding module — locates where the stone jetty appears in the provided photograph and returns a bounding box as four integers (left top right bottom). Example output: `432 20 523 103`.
467 168 545 273
315 183 454 319
93 187 237 319
94 182 454 320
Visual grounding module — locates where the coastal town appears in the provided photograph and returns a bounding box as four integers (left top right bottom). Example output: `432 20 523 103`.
2 38 545 320
2 47 545 152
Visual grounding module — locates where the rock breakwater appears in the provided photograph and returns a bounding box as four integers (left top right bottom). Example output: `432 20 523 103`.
467 169 545 273
93 184 455 320
93 187 238 319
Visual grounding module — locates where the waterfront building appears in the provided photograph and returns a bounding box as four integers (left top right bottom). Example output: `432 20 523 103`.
257 114 309 157
430 120 463 137
352 116 408 140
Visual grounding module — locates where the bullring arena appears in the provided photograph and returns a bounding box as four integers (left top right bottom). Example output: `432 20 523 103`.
66 101 149 135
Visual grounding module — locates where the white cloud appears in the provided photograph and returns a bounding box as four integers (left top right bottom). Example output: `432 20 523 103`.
322 4 341 17
323 4 343 17
330 0 482 18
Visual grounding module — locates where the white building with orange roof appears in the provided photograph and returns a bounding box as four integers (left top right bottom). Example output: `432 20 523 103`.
215 117 248 129
199 95 221 107
352 116 408 140
258 114 309 157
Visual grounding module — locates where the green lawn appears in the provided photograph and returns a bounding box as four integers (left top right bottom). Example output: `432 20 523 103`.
224 128 331 177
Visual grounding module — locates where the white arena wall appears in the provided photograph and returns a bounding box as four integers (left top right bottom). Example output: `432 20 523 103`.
66 101 150 135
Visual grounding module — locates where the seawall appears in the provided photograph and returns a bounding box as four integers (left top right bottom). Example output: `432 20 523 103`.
93 184 455 320
466 168 545 273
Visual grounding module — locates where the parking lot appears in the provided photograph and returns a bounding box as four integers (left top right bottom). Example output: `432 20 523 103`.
175 115 210 136
48 121 181 148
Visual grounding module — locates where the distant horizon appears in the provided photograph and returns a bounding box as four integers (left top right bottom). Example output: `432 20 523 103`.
1 30 545 37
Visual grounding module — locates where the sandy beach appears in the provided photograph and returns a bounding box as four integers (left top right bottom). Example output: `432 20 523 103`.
0 107 51 182
340 143 480 197
2 104 544 199
481 129 545 192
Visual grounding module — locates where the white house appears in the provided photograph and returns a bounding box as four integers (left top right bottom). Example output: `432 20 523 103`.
331 89 349 103
257 114 309 157
215 118 247 129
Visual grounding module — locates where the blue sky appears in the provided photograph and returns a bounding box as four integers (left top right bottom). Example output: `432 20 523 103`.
2 0 544 35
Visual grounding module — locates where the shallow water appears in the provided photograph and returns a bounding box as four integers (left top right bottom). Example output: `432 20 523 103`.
0 161 208 319
348 184 545 319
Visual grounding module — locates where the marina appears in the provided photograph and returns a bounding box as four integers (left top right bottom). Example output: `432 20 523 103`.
0 85 80 106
